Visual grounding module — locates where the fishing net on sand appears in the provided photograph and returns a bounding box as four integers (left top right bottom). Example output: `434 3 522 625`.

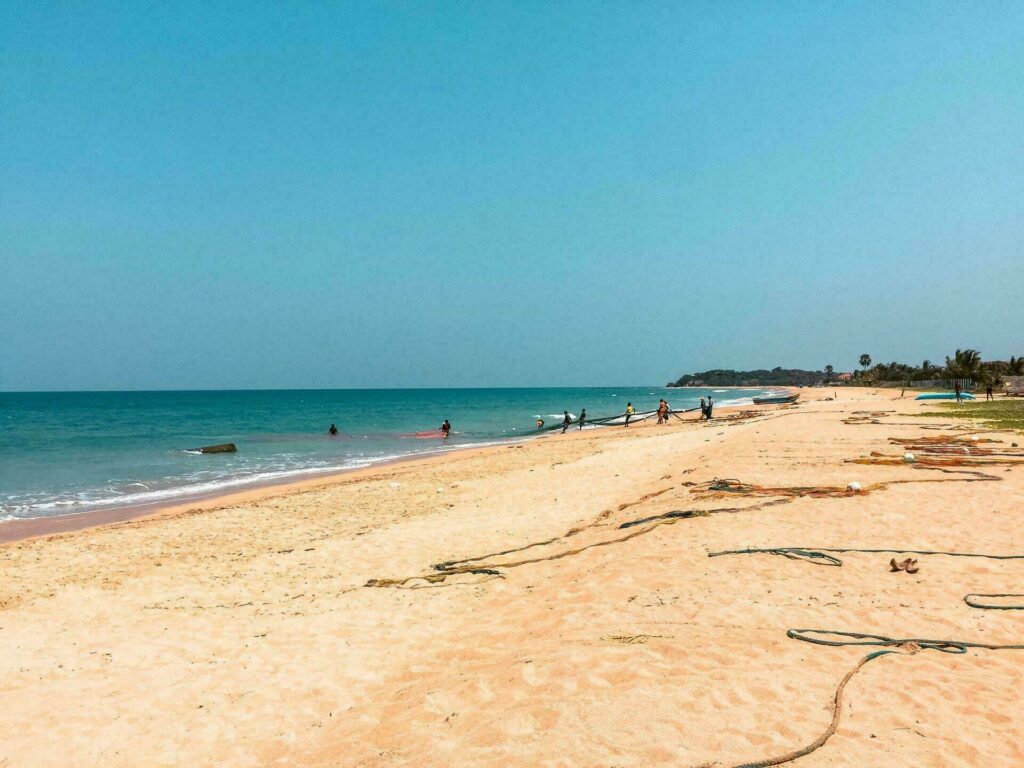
849 452 1024 468
690 466 1003 501
689 478 881 498
889 435 1000 446
886 436 1024 457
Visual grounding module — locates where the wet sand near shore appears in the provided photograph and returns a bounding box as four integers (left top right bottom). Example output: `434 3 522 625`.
0 440 530 545
2 390 1022 767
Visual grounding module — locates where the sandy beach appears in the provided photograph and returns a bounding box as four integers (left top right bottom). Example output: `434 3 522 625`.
2 389 1022 767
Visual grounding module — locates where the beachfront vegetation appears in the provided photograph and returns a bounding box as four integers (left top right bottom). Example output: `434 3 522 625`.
849 348 1023 387
669 367 826 387
915 400 1024 433
670 349 1023 389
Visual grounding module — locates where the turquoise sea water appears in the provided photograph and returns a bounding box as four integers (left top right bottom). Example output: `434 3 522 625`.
0 387 774 520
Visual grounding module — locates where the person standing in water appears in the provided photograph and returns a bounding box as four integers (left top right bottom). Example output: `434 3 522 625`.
624 402 635 427
561 411 572 434
536 418 545 429
328 424 339 436
440 419 451 438
578 408 587 430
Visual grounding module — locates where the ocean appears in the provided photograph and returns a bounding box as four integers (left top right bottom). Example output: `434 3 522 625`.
0 387 775 521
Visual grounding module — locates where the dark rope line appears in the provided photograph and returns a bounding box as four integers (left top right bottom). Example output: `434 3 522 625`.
727 650 896 768
724 629 1024 766
431 486 678 571
707 546 1024 566
787 628 1024 652
963 593 1024 610
371 497 789 588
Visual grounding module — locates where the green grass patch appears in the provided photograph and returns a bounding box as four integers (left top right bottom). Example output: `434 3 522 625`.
913 399 1024 433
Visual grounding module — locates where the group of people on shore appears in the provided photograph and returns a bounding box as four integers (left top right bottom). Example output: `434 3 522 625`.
330 395 718 442
560 409 586 433
552 395 715 433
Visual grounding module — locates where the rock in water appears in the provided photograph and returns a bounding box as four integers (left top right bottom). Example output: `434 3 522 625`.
197 443 237 454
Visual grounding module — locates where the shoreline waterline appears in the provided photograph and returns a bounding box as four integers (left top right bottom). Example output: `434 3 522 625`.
1 386 773 528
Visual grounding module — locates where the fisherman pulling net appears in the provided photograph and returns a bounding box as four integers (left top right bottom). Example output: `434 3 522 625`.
532 405 703 433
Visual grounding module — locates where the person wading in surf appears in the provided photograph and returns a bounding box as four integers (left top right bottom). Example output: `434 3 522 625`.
440 419 451 438
561 411 572 434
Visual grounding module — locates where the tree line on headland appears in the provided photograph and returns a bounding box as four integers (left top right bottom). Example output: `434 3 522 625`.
668 349 1024 388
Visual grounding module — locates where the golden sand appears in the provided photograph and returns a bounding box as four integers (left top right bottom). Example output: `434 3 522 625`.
2 390 1022 767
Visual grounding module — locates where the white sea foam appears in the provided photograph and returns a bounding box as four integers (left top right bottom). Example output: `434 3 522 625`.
1 437 533 522
714 396 757 408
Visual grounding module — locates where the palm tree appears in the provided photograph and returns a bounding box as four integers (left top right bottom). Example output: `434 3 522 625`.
824 364 834 381
945 349 982 381
1009 356 1024 375
921 360 932 374
859 354 872 370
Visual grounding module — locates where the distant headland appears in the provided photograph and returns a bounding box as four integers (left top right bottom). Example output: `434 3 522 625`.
667 368 826 388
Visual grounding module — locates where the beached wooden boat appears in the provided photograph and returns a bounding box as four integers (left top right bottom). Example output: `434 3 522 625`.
752 393 799 405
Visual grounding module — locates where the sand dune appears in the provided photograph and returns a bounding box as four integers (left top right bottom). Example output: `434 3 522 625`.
2 390 1022 767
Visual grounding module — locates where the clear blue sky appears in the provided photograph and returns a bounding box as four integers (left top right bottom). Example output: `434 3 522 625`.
2 2 1022 391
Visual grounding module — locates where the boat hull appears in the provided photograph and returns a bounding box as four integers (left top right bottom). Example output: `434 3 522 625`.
752 394 799 405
